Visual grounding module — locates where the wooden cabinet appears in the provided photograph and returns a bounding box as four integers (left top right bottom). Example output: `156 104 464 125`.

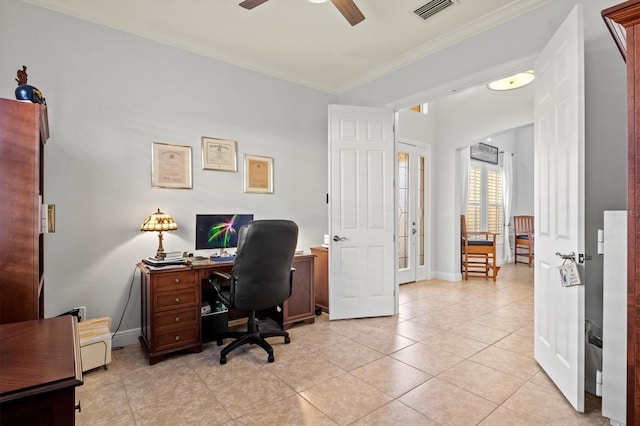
602 1 640 422
138 255 315 364
0 98 50 324
138 266 202 365
310 247 329 313
0 316 83 425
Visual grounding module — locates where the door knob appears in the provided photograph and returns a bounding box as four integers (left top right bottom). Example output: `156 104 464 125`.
333 235 347 242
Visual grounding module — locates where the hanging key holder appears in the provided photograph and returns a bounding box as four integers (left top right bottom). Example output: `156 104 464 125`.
556 252 582 287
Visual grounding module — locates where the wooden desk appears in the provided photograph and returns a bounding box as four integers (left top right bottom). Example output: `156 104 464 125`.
0 316 83 425
137 254 315 365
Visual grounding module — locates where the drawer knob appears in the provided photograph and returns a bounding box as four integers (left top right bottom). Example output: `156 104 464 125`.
175 297 181 303
174 278 181 284
174 335 180 341
175 316 180 322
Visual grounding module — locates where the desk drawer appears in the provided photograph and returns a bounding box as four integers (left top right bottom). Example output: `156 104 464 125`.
154 325 198 352
155 307 199 330
155 288 198 311
154 271 196 292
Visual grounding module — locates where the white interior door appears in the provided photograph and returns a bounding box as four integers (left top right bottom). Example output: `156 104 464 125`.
398 141 428 284
533 5 585 412
328 104 396 320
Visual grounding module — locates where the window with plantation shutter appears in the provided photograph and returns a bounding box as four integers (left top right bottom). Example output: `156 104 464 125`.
466 161 503 238
466 165 481 231
487 169 503 236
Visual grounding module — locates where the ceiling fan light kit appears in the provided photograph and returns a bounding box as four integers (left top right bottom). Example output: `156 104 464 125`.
239 0 365 26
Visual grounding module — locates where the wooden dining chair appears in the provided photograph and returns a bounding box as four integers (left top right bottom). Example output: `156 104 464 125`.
460 215 500 281
513 215 534 267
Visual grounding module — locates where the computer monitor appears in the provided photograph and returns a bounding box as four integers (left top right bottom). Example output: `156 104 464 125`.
195 214 254 251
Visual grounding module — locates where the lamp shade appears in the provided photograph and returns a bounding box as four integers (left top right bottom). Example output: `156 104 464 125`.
141 209 178 259
140 208 178 232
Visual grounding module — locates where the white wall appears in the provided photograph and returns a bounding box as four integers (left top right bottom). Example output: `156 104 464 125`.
395 105 535 277
338 0 627 315
584 40 627 327
430 84 534 277
513 125 535 217
1 0 334 342
0 0 626 344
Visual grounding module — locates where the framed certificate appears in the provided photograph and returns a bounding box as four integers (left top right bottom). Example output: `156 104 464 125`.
244 154 273 194
201 137 237 171
151 142 192 189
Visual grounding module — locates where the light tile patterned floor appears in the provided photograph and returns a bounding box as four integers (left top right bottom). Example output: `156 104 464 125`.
76 264 608 425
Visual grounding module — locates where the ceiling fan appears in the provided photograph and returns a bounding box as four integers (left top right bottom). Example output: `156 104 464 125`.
239 0 365 26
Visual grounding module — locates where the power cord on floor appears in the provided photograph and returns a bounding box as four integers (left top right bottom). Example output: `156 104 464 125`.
111 265 137 350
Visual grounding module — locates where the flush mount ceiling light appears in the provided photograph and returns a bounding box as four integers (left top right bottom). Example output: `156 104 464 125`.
487 70 535 91
308 0 328 3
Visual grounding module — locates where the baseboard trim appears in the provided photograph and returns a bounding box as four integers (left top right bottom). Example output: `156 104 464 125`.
111 327 140 349
434 271 461 282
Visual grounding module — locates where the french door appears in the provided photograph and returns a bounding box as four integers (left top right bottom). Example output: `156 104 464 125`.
397 141 429 284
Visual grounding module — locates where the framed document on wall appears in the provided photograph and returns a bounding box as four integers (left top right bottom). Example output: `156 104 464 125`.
201 137 237 171
151 142 192 189
244 154 273 194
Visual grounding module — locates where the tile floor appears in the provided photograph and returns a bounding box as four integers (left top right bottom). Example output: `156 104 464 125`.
76 264 608 425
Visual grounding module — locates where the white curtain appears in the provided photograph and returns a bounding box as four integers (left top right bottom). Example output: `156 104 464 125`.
460 147 471 215
502 152 514 263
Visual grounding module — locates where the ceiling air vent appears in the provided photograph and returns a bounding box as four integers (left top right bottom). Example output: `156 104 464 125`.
413 0 454 20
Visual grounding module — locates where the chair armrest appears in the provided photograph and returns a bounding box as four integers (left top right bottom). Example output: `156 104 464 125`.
210 271 235 307
210 271 232 293
288 268 295 298
467 231 497 242
467 231 491 237
213 270 232 280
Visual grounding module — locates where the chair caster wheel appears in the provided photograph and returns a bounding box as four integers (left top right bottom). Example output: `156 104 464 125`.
268 354 274 363
284 336 291 344
220 356 227 365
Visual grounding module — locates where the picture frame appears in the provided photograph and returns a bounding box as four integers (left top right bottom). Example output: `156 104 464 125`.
201 137 237 172
470 142 499 164
244 154 273 194
151 142 192 189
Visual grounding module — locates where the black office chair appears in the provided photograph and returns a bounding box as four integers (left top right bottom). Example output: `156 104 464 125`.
209 219 298 364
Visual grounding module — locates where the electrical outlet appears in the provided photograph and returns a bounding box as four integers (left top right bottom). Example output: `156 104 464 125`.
74 306 86 322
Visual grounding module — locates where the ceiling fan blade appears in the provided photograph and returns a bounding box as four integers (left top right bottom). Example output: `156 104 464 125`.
239 0 268 10
330 0 365 26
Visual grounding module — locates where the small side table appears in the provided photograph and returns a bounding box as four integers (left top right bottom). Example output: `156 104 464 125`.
310 247 329 313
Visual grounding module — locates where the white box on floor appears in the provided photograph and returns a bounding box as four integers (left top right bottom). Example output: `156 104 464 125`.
78 317 112 372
